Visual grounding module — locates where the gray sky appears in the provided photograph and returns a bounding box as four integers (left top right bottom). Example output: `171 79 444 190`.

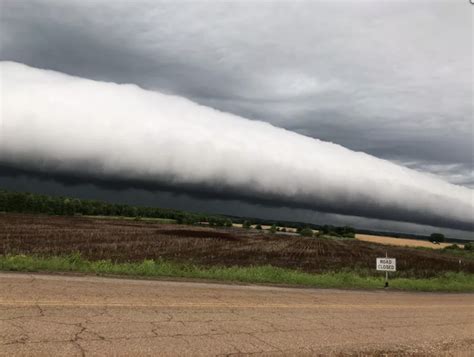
0 0 473 236
2 0 471 185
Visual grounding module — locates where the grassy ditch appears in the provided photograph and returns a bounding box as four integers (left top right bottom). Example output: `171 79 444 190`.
1 254 473 292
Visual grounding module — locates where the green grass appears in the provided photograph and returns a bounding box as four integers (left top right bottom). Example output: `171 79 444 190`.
84 215 177 224
1 254 473 292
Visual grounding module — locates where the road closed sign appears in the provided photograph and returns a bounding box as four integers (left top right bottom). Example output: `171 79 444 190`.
376 258 396 272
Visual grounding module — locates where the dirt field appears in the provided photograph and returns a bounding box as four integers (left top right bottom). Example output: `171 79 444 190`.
356 233 463 249
1 213 472 278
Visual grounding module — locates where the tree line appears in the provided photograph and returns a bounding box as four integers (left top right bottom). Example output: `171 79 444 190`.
0 189 230 226
0 190 358 237
5 190 458 244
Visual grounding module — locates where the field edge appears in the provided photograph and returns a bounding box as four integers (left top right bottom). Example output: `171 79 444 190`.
1 254 473 293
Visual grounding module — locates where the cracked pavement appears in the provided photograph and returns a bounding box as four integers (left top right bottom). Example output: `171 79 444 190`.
0 273 473 356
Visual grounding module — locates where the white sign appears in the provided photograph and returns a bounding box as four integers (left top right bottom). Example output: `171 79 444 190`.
376 258 396 272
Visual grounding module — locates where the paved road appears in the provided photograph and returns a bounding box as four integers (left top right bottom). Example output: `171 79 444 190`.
0 273 472 356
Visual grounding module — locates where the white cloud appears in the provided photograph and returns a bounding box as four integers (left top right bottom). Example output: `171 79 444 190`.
1 61 472 230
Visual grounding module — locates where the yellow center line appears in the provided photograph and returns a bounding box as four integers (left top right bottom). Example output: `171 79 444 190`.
0 301 472 309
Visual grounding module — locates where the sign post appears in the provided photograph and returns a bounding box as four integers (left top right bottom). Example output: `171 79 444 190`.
376 252 396 288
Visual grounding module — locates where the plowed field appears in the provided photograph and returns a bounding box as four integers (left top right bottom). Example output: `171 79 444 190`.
1 213 472 278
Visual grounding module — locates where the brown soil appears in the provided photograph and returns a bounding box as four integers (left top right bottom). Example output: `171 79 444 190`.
1 213 472 278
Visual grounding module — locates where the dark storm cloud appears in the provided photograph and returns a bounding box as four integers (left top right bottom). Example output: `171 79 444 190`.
1 0 471 184
2 163 472 232
0 171 472 241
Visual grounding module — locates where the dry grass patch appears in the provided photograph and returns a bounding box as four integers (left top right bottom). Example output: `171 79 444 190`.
356 234 462 249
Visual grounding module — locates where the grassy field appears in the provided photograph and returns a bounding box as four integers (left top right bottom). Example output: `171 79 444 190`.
1 254 472 292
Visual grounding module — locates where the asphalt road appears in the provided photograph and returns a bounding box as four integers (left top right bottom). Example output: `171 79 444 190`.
0 273 472 356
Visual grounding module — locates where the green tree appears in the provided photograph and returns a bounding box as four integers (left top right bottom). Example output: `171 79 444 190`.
255 224 262 230
444 244 460 250
430 233 445 243
242 221 251 229
224 219 233 228
300 227 314 237
335 226 355 238
269 224 277 233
